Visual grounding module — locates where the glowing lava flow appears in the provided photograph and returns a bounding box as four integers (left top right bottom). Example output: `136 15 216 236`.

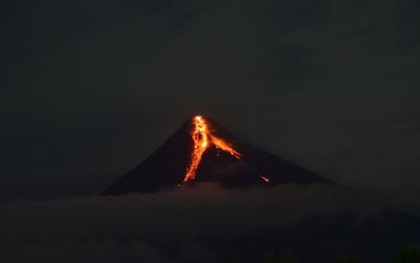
182 116 269 184
183 116 210 182
210 136 241 160
261 176 270 183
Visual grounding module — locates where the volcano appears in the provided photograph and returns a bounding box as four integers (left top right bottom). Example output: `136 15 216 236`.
105 116 334 195
102 116 420 263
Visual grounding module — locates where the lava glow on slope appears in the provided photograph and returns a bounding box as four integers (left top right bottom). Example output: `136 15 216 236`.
261 176 270 183
182 116 269 184
183 116 210 183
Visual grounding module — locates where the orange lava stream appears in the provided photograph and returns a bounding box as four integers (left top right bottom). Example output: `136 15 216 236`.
261 176 270 183
210 135 241 160
183 116 209 182
182 116 269 184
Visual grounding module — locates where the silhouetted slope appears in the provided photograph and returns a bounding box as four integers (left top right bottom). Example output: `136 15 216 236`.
104 116 333 195
102 117 420 263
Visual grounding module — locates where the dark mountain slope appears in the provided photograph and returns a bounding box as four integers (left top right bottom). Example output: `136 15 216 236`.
104 116 333 195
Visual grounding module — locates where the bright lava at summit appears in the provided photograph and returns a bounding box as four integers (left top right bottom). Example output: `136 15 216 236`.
182 116 270 184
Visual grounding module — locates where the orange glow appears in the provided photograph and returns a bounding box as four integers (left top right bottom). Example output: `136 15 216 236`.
261 176 270 183
183 116 209 182
182 116 269 184
210 135 241 160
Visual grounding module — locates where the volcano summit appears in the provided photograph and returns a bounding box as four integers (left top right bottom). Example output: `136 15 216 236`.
105 116 334 195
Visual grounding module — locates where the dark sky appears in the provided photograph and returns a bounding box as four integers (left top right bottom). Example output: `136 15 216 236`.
1 0 419 210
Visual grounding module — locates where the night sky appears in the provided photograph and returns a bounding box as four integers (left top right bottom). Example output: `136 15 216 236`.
1 0 420 212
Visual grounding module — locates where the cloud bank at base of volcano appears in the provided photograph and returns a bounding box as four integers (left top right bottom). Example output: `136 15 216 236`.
0 183 387 263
